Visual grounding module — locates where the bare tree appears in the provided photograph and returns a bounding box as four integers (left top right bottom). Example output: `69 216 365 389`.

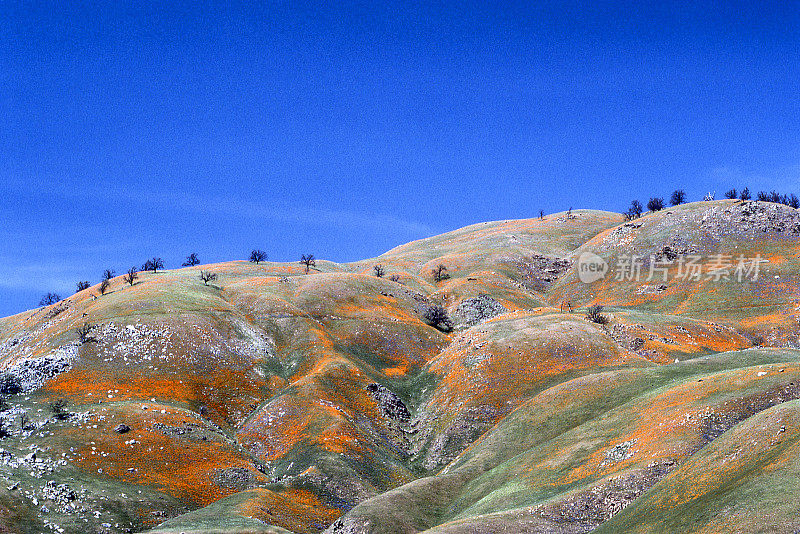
99 279 110 295
123 267 138 286
670 189 687 206
539 209 544 220
39 293 61 306
373 264 386 278
625 200 643 220
249 250 267 264
182 253 200 266
199 271 218 286
725 189 737 199
76 323 95 343
75 281 90 293
142 257 164 273
790 194 800 209
102 269 115 281
647 197 664 212
432 264 449 282
739 187 751 200
300 254 316 274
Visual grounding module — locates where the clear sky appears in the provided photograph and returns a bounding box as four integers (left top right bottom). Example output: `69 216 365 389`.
2 1 800 317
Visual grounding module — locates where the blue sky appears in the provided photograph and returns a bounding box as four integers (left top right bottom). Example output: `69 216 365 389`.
2 1 800 317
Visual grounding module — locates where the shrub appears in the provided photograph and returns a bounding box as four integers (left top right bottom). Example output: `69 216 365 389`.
423 305 453 332
199 271 218 286
739 187 751 200
373 265 386 278
724 189 737 199
39 293 62 307
647 197 664 212
123 267 138 286
757 191 769 202
182 253 200 266
432 264 450 282
585 304 609 325
670 189 687 206
790 194 800 209
249 250 267 264
300 254 316 273
75 281 90 293
49 399 70 420
0 373 22 395
389 274 400 283
76 323 94 343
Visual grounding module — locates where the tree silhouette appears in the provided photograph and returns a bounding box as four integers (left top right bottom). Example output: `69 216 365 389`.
142 257 164 273
99 280 110 295
249 250 267 264
739 187 751 200
102 269 115 281
725 189 737 199
670 189 687 206
75 281 90 293
300 254 316 274
626 200 643 220
373 265 386 277
199 271 218 286
39 293 61 306
182 253 200 266
647 197 664 212
123 267 138 286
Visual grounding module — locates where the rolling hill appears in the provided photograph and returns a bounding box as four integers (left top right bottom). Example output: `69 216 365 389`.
1 200 799 533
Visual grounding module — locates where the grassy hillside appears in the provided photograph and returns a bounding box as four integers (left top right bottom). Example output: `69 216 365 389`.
0 202 798 533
